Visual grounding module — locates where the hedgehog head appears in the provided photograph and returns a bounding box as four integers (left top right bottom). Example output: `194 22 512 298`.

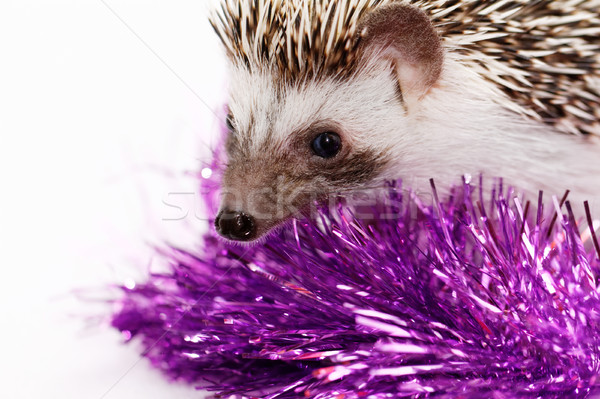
210 0 444 242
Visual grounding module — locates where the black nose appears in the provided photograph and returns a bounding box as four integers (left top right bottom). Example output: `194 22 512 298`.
215 210 256 241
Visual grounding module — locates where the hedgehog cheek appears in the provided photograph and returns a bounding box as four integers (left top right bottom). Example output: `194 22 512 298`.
357 2 444 107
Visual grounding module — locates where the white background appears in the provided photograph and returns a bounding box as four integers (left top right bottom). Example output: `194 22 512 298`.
0 1 226 397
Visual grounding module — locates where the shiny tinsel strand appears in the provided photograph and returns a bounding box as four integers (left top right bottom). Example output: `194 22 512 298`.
112 173 600 398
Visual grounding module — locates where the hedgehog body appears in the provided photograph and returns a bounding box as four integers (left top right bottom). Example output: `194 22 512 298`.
210 0 600 242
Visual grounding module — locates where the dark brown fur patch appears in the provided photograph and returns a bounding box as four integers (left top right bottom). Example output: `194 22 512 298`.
298 149 389 189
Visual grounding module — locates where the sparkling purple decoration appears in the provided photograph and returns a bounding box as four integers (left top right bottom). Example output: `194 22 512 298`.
112 159 600 397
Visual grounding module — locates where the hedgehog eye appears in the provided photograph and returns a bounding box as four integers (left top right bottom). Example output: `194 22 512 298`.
311 132 341 158
225 113 234 132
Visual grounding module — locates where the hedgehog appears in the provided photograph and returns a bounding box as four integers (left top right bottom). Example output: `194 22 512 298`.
209 0 600 242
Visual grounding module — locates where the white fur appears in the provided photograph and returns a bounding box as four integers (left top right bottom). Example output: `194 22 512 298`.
227 50 600 213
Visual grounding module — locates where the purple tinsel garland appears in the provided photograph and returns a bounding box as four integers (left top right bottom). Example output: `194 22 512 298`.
112 161 600 397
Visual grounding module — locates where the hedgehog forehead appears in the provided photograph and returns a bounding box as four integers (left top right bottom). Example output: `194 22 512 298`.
210 0 394 79
227 67 316 153
228 62 406 155
227 67 282 153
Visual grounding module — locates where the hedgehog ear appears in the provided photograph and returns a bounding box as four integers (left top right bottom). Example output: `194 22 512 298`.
357 3 443 105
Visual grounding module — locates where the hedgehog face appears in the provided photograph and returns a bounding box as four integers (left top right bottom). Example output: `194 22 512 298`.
213 2 444 242
215 64 412 242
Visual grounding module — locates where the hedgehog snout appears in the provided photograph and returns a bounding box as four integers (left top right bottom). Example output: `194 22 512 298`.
215 173 285 242
215 209 257 241
215 171 316 242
